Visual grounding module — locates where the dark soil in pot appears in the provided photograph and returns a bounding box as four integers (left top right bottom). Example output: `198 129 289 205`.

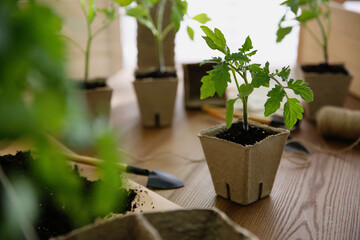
216 122 276 146
301 64 348 74
76 78 107 90
135 70 177 80
0 151 137 240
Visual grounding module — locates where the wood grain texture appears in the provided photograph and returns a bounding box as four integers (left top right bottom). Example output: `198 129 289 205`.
108 69 360 240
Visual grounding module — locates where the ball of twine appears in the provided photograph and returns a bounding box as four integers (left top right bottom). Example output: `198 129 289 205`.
316 106 360 141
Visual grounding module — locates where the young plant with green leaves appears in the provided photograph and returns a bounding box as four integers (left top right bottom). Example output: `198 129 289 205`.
62 0 118 83
277 0 331 64
200 27 314 130
119 0 210 73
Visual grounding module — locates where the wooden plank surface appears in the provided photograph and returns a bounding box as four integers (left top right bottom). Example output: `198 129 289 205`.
108 68 360 239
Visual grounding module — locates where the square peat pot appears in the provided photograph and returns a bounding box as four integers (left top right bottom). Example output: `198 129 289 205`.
133 77 178 127
301 64 352 121
84 86 112 118
198 120 289 205
52 208 258 240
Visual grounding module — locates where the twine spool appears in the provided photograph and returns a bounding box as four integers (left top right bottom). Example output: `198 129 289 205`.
316 106 360 141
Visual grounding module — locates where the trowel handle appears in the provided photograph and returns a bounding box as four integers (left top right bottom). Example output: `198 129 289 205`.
65 153 127 172
125 165 150 176
47 135 150 176
65 153 151 176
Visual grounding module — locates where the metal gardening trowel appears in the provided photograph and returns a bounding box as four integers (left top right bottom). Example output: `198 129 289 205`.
125 165 184 189
48 136 184 190
65 154 184 190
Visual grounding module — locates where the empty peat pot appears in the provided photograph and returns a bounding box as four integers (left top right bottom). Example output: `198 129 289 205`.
53 208 258 240
198 120 289 205
182 62 226 109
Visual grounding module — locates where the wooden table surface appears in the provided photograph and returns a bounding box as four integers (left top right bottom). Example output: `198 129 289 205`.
108 69 360 240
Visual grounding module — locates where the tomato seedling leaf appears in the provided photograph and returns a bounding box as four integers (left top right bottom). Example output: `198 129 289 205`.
287 79 314 102
264 85 285 116
284 98 303 129
226 98 238 128
193 13 211 24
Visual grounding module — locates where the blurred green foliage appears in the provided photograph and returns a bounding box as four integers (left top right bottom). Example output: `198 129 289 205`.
0 0 125 239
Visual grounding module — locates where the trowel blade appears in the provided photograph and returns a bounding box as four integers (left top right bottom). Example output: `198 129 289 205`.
147 169 184 190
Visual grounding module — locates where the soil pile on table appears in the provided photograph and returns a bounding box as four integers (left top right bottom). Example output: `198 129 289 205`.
0 151 137 240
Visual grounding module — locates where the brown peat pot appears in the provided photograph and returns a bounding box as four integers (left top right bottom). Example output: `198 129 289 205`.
301 64 352 121
53 208 258 240
198 120 289 205
84 86 112 118
182 62 226 109
76 79 113 118
133 69 178 127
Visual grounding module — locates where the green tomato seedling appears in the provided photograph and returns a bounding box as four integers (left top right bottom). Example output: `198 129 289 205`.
122 0 210 73
277 0 331 64
200 26 314 130
62 0 119 83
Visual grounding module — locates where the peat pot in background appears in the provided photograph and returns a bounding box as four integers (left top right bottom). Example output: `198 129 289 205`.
79 80 113 118
198 120 289 205
133 68 178 127
301 64 352 121
183 62 226 109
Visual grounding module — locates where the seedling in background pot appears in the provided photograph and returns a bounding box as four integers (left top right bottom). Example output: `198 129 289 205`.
62 0 119 84
277 0 331 64
122 0 210 73
200 26 314 130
